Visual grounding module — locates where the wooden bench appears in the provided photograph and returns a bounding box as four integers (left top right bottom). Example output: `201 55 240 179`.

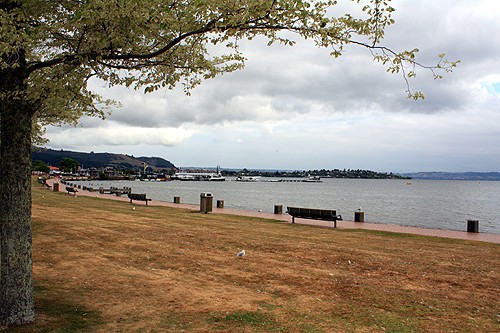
128 193 152 205
99 187 131 196
111 187 131 196
287 207 343 228
38 178 51 189
99 187 111 194
65 186 78 195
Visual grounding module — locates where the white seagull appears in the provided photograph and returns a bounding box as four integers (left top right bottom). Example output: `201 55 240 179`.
236 250 246 257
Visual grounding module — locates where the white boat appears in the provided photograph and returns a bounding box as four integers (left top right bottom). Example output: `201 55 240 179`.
208 165 225 181
173 165 225 181
235 176 260 182
208 174 226 181
177 174 200 181
302 175 322 183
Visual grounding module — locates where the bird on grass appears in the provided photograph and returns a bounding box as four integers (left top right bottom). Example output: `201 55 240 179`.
236 250 246 257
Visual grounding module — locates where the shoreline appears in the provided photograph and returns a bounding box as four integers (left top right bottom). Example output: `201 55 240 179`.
47 178 500 244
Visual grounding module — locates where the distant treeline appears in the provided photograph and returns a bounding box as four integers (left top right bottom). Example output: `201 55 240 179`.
222 169 410 179
402 172 500 181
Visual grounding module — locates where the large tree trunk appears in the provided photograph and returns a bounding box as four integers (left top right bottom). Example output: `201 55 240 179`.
0 67 36 325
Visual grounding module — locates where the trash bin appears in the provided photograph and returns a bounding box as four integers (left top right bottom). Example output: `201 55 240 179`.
200 193 213 213
467 220 479 233
53 183 59 192
217 200 224 208
274 205 283 214
174 196 180 204
354 211 364 222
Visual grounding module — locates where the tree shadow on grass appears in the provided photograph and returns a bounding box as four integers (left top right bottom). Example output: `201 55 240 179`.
0 285 102 333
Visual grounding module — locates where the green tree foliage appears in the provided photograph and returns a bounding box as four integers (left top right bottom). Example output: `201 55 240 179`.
32 160 50 173
0 0 457 326
99 171 109 180
58 157 80 173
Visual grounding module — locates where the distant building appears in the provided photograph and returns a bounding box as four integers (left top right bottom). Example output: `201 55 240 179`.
103 167 119 178
49 166 61 176
78 168 90 177
88 168 100 178
75 167 120 179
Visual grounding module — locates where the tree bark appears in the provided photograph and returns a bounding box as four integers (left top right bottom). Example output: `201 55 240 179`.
0 66 36 325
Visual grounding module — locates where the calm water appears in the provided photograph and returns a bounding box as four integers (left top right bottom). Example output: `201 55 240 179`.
76 178 500 234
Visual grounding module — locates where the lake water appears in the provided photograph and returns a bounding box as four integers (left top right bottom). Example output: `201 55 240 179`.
76 178 500 234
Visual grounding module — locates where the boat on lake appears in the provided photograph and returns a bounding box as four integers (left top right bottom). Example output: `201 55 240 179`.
172 166 225 181
235 176 260 182
207 173 226 181
302 175 322 183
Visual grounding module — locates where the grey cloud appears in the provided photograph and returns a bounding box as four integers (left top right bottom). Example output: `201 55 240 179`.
71 0 499 152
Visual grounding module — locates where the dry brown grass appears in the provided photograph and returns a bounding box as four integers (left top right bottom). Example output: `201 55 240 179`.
2 182 500 332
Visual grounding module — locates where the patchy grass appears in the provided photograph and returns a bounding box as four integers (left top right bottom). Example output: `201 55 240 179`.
1 181 500 332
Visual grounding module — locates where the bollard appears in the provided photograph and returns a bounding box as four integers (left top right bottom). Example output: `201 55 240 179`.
354 211 364 222
217 200 224 208
200 193 213 213
467 220 479 233
274 205 283 214
174 196 180 204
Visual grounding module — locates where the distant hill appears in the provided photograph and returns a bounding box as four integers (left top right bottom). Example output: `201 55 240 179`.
401 172 500 181
32 148 176 171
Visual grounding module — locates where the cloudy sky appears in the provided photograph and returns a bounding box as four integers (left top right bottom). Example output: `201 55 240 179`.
44 0 500 173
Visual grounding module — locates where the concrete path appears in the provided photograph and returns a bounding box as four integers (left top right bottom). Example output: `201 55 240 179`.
47 179 500 244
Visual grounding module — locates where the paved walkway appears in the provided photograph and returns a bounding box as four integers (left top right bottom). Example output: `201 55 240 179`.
47 179 500 244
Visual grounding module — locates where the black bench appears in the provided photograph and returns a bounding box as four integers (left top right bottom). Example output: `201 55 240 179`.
65 186 78 195
287 207 343 228
100 187 131 196
128 193 152 205
110 187 131 196
38 178 51 189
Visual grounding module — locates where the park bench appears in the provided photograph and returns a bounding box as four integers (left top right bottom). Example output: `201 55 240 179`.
100 187 131 196
287 207 343 228
99 187 111 194
65 186 78 196
128 193 152 205
38 177 51 189
111 187 131 196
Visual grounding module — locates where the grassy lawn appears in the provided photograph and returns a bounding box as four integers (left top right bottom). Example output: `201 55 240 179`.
1 181 500 332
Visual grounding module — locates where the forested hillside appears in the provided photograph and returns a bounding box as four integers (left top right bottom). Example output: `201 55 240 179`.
32 148 176 171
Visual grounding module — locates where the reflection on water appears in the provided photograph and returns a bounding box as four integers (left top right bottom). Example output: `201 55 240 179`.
77 178 500 234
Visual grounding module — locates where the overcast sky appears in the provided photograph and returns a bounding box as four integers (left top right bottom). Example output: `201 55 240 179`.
43 0 500 173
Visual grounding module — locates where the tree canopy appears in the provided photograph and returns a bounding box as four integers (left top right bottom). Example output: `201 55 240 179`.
0 0 457 326
58 157 80 173
1 0 457 140
32 160 50 173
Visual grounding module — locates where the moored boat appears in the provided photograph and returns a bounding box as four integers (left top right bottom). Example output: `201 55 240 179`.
235 176 260 182
302 175 322 182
